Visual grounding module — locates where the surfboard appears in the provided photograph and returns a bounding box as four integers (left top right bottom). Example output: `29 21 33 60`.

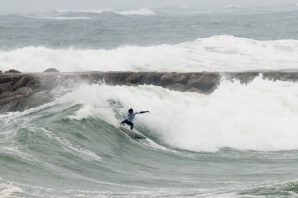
118 126 147 139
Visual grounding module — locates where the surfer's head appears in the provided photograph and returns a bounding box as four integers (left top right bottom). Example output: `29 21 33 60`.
128 108 133 114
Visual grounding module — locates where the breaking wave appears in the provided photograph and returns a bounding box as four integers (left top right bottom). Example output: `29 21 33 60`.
50 76 298 152
1 36 298 72
55 8 156 16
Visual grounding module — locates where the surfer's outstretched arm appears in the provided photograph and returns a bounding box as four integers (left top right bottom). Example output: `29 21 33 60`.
139 111 150 114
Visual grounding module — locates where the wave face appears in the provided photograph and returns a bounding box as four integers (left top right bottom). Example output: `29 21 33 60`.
1 36 298 72
2 79 298 197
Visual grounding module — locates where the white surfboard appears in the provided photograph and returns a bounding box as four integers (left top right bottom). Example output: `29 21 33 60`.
118 126 147 139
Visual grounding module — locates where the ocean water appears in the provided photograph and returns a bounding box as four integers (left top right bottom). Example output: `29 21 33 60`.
1 5 298 197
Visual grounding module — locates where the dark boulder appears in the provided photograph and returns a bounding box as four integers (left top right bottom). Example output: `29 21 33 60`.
160 73 176 87
43 68 60 73
170 83 186 92
187 73 220 93
262 72 281 81
0 83 13 94
186 87 203 94
15 87 33 97
125 73 143 84
141 73 163 85
0 100 20 113
0 76 15 84
173 74 190 85
0 87 32 101
107 72 130 84
279 72 298 82
229 72 260 83
0 94 24 106
4 69 21 73
17 90 51 112
11 77 31 91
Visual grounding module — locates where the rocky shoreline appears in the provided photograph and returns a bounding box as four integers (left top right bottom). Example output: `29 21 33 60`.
1 70 298 113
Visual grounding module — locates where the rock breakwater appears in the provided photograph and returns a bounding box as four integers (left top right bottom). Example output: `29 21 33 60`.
1 71 298 113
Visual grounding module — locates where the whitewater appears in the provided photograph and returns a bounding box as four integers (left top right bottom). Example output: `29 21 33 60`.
1 5 298 197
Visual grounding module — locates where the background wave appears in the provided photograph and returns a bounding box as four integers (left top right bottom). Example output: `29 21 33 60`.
55 8 156 16
1 36 298 72
23 15 90 20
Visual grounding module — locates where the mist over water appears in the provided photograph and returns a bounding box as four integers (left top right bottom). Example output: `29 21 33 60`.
1 6 298 198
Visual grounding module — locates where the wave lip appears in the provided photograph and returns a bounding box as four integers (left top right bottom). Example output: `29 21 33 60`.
223 4 242 9
114 8 156 16
55 9 113 14
24 15 90 20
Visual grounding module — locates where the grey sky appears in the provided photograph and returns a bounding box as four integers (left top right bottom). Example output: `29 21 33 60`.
0 0 297 14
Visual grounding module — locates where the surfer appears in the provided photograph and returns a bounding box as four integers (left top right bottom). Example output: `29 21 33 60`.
121 108 149 130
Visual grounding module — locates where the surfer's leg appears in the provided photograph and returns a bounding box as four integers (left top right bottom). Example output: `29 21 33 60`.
126 120 134 130
121 120 133 130
121 120 126 124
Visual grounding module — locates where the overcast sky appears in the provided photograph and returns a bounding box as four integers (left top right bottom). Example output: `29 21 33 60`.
0 0 297 14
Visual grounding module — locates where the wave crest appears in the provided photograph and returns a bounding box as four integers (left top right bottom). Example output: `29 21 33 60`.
224 4 242 9
55 8 156 16
114 8 156 16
